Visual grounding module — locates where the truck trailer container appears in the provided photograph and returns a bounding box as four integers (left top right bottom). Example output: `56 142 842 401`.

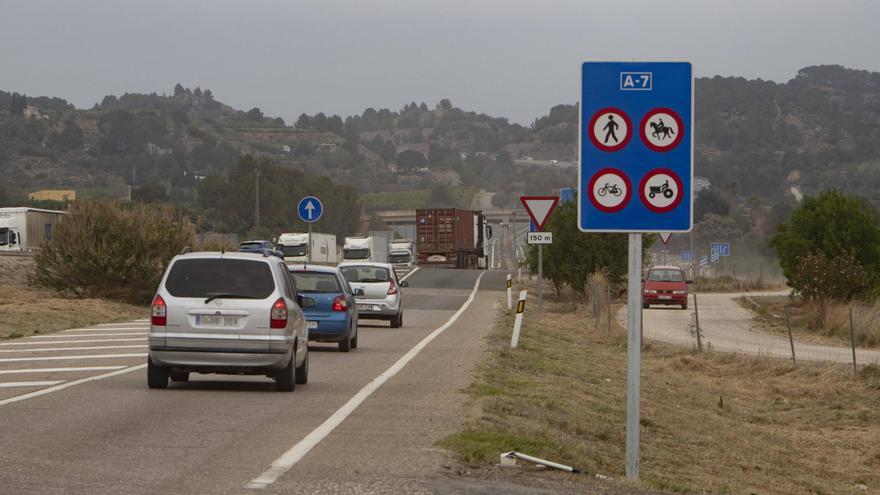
0 207 68 251
276 232 337 264
415 208 491 269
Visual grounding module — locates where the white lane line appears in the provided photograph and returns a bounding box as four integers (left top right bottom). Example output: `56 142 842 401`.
0 366 126 375
0 344 146 354
398 266 420 283
132 319 150 322
245 271 486 490
0 364 146 408
63 327 148 332
0 380 66 388
0 338 146 347
0 353 147 363
29 332 145 339
97 321 148 326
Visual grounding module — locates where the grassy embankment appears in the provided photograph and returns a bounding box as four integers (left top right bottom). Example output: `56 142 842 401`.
0 255 146 339
443 284 880 494
743 294 880 348
690 275 786 293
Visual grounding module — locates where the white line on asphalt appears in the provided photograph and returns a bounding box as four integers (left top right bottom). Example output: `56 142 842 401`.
63 327 148 332
0 364 146 408
245 271 487 490
29 332 145 338
0 338 146 347
0 344 146 354
0 366 127 375
132 319 150 322
0 353 147 363
0 380 66 388
97 321 148 326
398 266 420 283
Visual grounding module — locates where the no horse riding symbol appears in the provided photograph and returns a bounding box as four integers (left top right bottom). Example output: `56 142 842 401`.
649 118 675 141
640 108 683 152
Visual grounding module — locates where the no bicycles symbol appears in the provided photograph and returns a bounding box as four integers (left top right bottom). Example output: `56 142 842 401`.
588 168 631 213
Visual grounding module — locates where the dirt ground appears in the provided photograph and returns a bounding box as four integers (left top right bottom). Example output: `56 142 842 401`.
0 254 145 338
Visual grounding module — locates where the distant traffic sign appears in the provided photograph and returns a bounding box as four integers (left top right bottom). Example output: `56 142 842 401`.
658 232 672 244
297 196 323 223
520 196 560 231
711 242 730 257
579 61 693 233
700 255 708 268
527 232 553 245
681 250 694 261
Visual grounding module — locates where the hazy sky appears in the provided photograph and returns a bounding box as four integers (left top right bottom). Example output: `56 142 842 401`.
2 0 878 124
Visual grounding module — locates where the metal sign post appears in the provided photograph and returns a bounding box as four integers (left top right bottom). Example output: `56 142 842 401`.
579 61 694 481
521 196 560 314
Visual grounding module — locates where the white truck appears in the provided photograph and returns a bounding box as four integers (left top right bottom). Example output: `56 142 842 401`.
388 239 417 267
276 232 337 264
0 207 68 251
343 234 389 263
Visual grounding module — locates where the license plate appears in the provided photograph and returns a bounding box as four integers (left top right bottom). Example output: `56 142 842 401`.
659 295 672 300
196 315 239 326
307 321 318 329
357 304 378 312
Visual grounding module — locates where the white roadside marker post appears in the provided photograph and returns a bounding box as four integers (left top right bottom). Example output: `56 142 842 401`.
510 290 528 348
506 273 513 310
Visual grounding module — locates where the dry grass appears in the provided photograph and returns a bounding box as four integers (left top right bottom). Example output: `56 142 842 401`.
691 275 786 293
444 285 880 494
745 295 880 348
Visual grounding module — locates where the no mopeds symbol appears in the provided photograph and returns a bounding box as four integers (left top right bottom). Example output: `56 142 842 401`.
639 169 683 213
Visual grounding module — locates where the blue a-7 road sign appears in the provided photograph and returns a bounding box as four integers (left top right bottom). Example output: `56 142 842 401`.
297 196 323 223
579 61 693 232
711 243 730 257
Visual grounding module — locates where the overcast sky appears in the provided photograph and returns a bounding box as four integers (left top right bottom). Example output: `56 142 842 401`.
2 0 878 124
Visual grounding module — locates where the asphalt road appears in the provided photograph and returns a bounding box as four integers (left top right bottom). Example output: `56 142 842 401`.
0 268 521 495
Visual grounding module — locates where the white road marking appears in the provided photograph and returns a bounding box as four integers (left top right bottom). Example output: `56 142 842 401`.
398 266 420 283
0 344 146 354
29 332 145 339
0 380 66 388
132 319 150 322
0 364 146 408
0 338 146 347
0 366 126 375
97 321 148 326
63 327 148 332
245 271 487 490
0 353 147 363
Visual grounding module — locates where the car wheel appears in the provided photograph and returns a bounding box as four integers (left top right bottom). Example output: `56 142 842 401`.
295 348 309 385
351 325 358 349
390 312 402 328
338 331 351 352
642 303 649 309
147 359 169 389
169 371 190 382
276 355 295 392
681 303 688 310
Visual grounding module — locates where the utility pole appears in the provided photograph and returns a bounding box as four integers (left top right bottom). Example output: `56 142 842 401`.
254 168 261 229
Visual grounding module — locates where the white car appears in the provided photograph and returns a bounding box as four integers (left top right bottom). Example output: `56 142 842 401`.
338 262 407 328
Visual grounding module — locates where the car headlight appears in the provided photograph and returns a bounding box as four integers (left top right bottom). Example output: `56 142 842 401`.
673 290 687 294
643 289 658 294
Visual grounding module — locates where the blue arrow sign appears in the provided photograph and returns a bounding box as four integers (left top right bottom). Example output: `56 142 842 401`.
681 250 694 261
711 242 730 257
297 196 323 223
579 61 693 233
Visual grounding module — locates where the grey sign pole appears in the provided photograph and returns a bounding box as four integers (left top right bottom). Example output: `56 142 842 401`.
308 222 312 264
626 233 642 479
537 244 543 313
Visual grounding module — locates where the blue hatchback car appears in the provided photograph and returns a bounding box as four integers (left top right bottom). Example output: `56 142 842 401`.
289 265 360 352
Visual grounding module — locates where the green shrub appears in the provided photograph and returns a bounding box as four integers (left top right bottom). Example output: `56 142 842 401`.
32 200 194 304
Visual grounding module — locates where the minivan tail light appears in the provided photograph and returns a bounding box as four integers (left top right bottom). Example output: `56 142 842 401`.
332 295 347 312
270 297 288 329
151 295 167 326
387 281 398 295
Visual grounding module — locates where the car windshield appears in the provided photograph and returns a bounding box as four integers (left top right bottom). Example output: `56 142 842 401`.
389 252 411 263
291 271 341 293
280 244 308 257
344 248 370 260
648 269 684 282
340 266 391 283
0 227 8 246
165 259 275 299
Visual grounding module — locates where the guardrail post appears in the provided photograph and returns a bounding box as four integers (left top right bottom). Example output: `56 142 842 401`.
784 306 796 367
506 273 512 311
510 290 528 348
693 293 703 352
849 307 858 374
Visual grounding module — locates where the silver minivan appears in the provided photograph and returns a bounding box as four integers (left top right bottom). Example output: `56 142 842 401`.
148 252 309 391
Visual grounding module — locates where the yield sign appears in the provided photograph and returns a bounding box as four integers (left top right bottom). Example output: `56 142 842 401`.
520 196 560 231
658 232 672 244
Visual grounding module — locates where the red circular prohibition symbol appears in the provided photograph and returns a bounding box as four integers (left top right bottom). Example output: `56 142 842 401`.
639 168 684 213
639 108 684 152
588 107 632 152
587 168 632 213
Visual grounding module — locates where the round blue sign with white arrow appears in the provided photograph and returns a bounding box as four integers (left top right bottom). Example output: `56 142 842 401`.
297 196 323 223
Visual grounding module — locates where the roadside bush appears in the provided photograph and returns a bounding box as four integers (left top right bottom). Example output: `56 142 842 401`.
32 200 194 304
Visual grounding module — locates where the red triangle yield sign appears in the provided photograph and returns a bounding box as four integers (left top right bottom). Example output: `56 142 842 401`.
658 232 672 244
520 196 560 231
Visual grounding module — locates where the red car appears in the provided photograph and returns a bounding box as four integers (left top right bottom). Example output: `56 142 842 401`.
642 265 691 310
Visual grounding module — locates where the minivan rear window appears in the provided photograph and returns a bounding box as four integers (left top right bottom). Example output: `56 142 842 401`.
648 269 684 282
165 259 275 299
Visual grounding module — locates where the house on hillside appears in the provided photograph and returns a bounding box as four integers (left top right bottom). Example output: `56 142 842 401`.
22 106 49 120
145 142 172 156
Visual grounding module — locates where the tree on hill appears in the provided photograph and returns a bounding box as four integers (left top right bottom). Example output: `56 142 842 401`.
396 150 426 172
694 189 731 222
9 93 27 113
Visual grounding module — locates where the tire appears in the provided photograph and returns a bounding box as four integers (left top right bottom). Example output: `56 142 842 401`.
276 355 295 392
295 348 309 385
169 371 190 383
642 303 649 309
338 331 351 352
351 325 358 349
147 359 169 389
390 312 402 328
681 303 688 310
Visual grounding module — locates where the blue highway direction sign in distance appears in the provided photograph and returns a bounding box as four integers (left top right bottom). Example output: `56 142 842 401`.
711 242 730 257
297 196 323 223
579 61 693 233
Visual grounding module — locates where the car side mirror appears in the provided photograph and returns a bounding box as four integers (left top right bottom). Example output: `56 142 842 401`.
275 250 285 258
353 288 365 297
400 280 409 288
